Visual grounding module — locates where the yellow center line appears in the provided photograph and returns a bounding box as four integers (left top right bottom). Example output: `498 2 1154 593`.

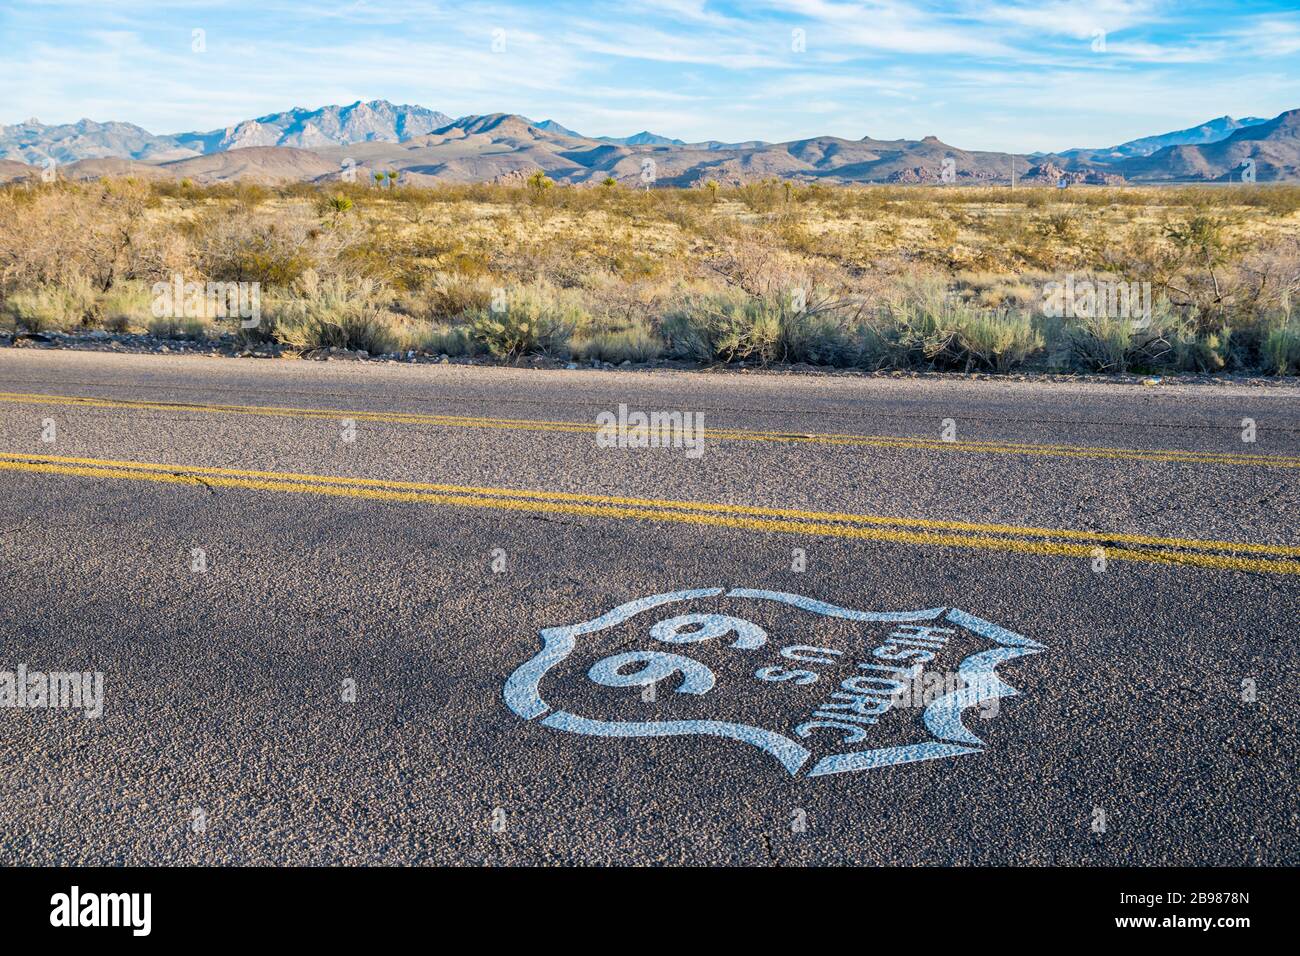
3 449 1300 557
1 452 1297 575
1 390 1296 469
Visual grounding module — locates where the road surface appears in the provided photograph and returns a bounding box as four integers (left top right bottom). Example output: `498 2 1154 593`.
0 349 1296 864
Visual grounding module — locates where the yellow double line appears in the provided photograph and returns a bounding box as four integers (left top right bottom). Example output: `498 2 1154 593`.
1 390 1297 468
2 451 1298 575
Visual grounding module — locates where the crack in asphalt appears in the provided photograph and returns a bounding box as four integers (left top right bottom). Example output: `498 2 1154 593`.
762 832 782 866
173 472 217 495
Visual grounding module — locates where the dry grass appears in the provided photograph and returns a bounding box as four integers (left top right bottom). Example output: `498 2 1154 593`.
1 178 1298 372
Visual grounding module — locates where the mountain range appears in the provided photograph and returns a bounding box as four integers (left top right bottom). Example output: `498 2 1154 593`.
1 100 1296 186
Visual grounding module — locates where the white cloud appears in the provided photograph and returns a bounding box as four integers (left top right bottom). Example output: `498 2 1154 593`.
2 0 1299 150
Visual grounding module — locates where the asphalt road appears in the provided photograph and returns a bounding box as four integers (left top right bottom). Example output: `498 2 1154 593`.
0 348 1297 865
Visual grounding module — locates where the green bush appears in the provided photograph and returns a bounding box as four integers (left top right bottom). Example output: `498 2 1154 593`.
1066 316 1172 373
1261 320 1300 374
396 320 479 356
660 290 853 365
1171 323 1232 372
148 314 212 340
571 323 664 363
884 288 1043 371
399 272 496 321
97 282 155 332
267 272 401 353
0 279 97 331
467 287 581 358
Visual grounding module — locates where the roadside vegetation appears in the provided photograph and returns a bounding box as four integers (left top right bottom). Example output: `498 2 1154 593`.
1 177 1299 374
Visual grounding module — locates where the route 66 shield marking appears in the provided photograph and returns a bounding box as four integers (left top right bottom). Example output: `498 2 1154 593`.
503 588 1045 778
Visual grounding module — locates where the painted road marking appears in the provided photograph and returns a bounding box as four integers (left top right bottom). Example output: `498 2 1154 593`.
2 451 1298 574
504 588 1045 777
1 390 1298 469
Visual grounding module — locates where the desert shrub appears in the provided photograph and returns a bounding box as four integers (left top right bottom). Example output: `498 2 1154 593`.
1066 316 1173 373
735 178 786 213
97 281 155 332
954 270 1043 310
0 181 166 293
661 290 772 362
3 180 1299 375
882 283 1043 371
847 318 904 369
190 206 315 287
1161 215 1247 326
571 322 664 364
1261 319 1300 374
148 314 212 340
391 319 479 356
1066 316 1133 372
266 271 400 353
1239 186 1300 217
0 278 97 331
1170 321 1233 372
467 287 582 358
782 308 857 365
660 290 855 365
951 310 1043 372
404 272 497 320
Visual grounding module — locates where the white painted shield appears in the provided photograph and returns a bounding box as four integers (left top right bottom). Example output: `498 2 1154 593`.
504 588 1044 778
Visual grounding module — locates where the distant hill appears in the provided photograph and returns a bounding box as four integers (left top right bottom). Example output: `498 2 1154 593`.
1117 109 1300 182
534 119 586 139
172 100 454 155
599 131 687 147
537 121 688 148
1060 115 1270 163
158 146 341 184
0 118 191 165
59 158 174 181
0 100 454 165
2 103 1298 185
297 115 1033 187
0 158 36 182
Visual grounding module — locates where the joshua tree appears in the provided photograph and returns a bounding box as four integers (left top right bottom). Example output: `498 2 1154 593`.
705 179 720 203
320 193 354 227
601 176 618 189
373 171 386 189
526 169 555 197
386 170 399 189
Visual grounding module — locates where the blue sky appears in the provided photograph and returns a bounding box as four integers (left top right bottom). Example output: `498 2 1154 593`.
2 0 1300 151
